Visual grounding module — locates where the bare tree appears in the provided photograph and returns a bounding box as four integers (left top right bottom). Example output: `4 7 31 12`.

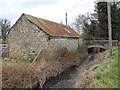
0 18 11 41
72 13 92 39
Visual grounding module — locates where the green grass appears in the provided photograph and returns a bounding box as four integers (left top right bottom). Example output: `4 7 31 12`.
15 59 32 64
88 46 119 88
2 59 32 65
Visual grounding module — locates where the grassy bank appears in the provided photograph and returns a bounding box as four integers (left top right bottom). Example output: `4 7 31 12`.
75 46 119 88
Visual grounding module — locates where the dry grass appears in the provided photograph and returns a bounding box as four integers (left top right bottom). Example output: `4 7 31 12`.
2 47 88 88
2 60 62 88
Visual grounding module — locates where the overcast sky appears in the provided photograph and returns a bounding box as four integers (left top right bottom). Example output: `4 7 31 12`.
0 0 96 25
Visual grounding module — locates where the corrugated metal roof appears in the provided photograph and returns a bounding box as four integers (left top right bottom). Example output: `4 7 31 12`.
24 13 79 38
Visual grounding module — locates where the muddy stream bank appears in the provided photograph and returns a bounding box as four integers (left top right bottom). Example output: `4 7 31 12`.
42 54 94 88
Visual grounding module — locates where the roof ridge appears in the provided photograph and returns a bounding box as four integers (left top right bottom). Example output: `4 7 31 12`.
23 13 70 28
22 13 79 38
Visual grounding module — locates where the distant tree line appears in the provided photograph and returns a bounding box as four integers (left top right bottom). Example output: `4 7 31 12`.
73 2 120 40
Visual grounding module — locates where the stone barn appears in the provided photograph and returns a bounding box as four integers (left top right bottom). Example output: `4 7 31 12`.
8 13 87 61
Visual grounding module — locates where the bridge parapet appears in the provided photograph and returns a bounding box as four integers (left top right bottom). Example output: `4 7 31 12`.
84 40 118 49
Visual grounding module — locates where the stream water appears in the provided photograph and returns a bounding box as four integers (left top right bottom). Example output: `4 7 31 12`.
43 54 94 88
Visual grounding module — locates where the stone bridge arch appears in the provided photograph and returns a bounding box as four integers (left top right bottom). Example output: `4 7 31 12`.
84 40 118 54
87 45 106 54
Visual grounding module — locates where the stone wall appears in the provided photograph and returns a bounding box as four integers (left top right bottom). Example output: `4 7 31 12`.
39 38 88 62
8 15 87 61
8 15 48 60
49 38 85 51
84 40 118 49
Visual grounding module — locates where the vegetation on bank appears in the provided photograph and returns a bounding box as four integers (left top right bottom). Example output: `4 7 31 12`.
89 47 118 88
2 49 86 88
75 46 119 88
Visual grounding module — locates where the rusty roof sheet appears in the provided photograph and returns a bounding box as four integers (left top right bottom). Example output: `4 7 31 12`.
24 13 79 38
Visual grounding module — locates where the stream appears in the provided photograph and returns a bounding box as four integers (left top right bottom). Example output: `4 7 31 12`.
43 54 94 88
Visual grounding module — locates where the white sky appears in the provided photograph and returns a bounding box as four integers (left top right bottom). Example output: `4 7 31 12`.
0 0 96 25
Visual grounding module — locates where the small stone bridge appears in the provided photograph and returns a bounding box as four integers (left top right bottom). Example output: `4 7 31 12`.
84 40 118 54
